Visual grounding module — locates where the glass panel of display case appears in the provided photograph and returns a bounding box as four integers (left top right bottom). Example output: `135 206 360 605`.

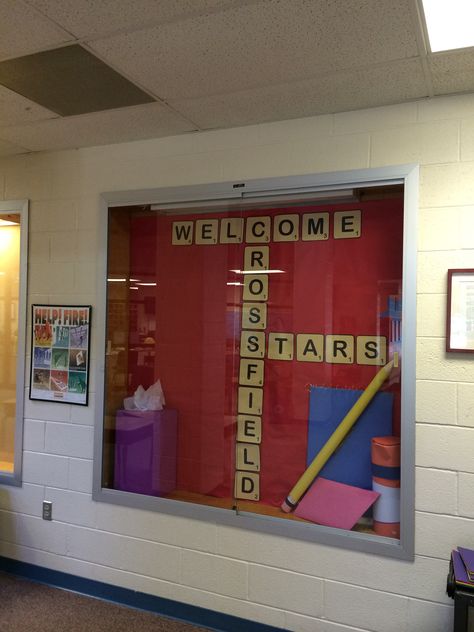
102 184 405 543
0 202 28 484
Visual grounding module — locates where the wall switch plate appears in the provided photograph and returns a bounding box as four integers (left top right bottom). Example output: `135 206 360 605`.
42 500 52 520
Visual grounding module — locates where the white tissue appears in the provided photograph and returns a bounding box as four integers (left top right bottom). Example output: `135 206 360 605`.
123 379 165 411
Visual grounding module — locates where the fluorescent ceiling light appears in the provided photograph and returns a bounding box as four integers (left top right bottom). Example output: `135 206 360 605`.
136 282 157 286
107 278 127 282
421 0 474 52
227 282 244 286
230 269 285 275
0 219 18 226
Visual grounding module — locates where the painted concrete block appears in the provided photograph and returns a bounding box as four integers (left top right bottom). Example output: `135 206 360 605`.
371 120 459 167
335 102 417 134
68 458 93 493
24 398 71 423
420 163 474 208
407 598 453 632
22 451 69 488
460 117 474 162
67 525 180 583
96 503 216 552
45 487 97 528
248 564 323 617
23 419 46 451
0 511 67 555
417 338 474 382
416 512 474 558
29 199 77 233
217 525 451 603
418 207 474 252
459 473 474 518
45 422 93 459
415 467 457 514
324 581 408 632
181 550 248 599
418 94 474 122
416 380 456 424
457 383 474 427
417 250 474 295
0 482 44 517
416 294 446 338
417 424 474 472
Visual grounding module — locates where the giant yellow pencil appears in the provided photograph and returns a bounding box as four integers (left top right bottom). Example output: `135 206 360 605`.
281 360 394 513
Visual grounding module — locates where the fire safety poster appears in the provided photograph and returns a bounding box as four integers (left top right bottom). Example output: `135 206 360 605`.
30 305 91 405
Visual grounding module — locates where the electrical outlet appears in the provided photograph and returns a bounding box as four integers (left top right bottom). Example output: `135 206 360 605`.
42 500 52 521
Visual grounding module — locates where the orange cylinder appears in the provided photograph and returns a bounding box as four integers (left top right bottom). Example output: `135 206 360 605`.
371 436 400 539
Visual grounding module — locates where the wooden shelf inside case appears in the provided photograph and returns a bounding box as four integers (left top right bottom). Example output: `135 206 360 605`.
164 490 376 534
165 490 307 520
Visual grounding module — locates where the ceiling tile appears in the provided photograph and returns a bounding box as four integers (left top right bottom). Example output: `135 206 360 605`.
0 0 73 62
0 103 196 152
90 0 420 100
0 85 57 126
169 59 429 129
25 0 246 39
429 49 474 95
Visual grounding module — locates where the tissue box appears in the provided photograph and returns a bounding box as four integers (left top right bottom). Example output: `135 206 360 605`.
114 408 177 496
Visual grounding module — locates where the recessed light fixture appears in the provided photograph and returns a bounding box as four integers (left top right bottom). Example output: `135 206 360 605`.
0 219 19 226
421 0 474 52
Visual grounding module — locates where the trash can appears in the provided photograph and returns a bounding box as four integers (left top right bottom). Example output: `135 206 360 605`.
447 548 474 631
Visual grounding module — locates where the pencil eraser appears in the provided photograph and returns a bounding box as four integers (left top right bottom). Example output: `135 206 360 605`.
280 499 293 513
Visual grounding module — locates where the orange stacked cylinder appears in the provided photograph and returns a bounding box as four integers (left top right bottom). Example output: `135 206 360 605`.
371 436 400 539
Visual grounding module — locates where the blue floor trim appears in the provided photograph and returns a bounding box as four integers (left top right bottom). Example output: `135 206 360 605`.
0 556 285 632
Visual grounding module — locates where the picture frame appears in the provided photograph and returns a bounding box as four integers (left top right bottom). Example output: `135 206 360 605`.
29 305 91 405
446 269 474 353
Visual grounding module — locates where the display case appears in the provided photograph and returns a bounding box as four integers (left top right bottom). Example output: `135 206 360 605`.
94 167 417 559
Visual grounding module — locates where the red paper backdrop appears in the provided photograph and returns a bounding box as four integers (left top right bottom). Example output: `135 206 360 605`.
128 199 403 506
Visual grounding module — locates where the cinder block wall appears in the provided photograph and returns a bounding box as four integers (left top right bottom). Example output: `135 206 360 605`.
1 93 474 632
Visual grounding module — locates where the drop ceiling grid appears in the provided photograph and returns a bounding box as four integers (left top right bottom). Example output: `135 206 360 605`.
0 0 471 155
22 0 255 40
0 84 58 125
0 0 73 62
0 102 197 152
166 58 429 130
429 49 474 95
87 0 421 101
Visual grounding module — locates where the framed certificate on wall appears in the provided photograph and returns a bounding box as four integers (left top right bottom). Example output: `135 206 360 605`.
446 269 474 353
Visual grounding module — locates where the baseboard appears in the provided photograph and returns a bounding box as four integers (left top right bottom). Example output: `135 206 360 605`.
0 556 285 632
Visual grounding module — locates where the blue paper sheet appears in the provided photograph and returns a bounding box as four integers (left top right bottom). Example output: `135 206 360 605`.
307 387 393 490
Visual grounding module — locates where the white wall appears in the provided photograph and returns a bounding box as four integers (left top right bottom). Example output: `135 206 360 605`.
1 93 474 632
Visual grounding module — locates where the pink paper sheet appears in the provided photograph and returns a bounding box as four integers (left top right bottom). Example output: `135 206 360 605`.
294 477 380 530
